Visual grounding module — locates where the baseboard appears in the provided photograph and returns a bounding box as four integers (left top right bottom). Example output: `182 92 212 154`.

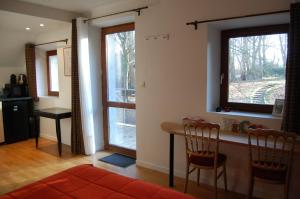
136 159 187 179
40 134 57 141
136 160 169 173
136 160 210 183
40 133 71 146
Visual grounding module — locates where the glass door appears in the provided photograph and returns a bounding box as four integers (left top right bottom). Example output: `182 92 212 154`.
101 23 136 157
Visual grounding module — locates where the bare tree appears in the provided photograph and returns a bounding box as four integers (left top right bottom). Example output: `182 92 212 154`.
114 31 135 102
278 34 288 66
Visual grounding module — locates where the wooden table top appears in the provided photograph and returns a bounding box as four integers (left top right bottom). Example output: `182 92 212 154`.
35 107 72 119
161 121 249 146
38 108 71 114
161 122 300 153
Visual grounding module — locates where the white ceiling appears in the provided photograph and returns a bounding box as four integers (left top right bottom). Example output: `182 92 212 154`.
18 0 142 14
0 10 70 67
0 10 70 33
0 0 148 67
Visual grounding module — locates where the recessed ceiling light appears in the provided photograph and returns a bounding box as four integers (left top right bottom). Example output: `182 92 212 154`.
40 24 45 27
25 27 31 30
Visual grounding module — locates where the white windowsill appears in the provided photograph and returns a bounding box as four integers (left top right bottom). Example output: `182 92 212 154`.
208 110 282 120
38 95 59 99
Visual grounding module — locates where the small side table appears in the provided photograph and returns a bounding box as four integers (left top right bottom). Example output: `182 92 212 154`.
35 108 72 156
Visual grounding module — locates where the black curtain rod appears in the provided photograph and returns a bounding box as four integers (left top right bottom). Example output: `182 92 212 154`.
35 39 68 46
84 6 148 23
186 9 290 30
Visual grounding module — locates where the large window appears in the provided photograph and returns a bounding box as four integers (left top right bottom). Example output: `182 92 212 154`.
220 24 288 113
46 50 59 96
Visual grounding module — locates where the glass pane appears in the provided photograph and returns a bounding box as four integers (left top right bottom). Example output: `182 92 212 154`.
228 33 287 105
106 31 136 103
49 55 59 92
108 107 136 150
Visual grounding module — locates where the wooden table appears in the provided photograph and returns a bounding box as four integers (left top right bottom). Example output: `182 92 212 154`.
35 108 72 156
160 121 250 187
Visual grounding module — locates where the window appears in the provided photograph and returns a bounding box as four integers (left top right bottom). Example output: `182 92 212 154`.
102 23 136 157
220 24 289 113
46 50 59 96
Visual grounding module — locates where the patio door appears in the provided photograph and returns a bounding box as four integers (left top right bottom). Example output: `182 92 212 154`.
101 23 136 157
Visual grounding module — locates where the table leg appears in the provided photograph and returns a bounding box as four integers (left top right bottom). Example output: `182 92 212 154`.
35 115 40 148
55 118 62 156
169 133 174 187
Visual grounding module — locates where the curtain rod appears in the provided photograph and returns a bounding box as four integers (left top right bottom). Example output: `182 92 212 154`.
35 39 68 46
84 6 148 23
186 9 290 30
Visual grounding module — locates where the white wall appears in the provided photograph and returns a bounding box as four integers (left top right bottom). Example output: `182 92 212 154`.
35 48 47 96
0 29 34 89
206 26 221 112
0 10 75 90
0 66 26 89
133 0 298 198
0 29 35 68
89 0 299 198
34 26 72 145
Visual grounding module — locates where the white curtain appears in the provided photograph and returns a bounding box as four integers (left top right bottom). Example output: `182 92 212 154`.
76 18 96 155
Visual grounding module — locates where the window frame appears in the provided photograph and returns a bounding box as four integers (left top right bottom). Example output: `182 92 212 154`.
220 24 289 113
46 50 59 97
101 23 136 158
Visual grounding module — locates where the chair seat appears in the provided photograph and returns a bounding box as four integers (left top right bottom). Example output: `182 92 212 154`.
189 152 227 167
252 161 287 183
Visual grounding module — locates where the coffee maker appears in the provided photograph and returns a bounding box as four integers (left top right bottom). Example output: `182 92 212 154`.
3 74 29 98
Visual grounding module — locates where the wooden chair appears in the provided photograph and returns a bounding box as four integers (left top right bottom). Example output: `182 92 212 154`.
183 122 227 199
247 129 296 199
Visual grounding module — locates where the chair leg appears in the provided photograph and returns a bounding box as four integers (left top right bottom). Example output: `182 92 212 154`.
214 167 218 199
184 163 190 193
223 164 228 192
247 175 254 199
197 168 200 186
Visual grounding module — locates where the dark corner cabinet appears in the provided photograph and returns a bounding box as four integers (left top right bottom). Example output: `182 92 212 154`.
1 97 35 144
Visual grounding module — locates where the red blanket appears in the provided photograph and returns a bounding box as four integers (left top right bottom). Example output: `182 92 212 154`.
0 164 195 199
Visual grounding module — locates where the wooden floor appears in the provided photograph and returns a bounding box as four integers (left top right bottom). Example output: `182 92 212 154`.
0 138 244 199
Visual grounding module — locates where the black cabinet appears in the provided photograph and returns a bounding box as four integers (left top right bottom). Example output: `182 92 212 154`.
2 97 33 144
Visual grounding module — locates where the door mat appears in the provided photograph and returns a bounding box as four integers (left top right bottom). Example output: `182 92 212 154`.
99 153 136 168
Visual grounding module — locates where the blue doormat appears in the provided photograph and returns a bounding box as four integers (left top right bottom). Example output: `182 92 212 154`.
99 153 136 168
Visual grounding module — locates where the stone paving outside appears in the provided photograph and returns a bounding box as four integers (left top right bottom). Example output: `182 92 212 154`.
109 123 136 150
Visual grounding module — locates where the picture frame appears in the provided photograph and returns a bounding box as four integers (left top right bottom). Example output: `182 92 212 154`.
272 99 284 117
63 47 71 76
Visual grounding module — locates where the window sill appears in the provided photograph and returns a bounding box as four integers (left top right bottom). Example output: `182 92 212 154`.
208 110 282 120
38 95 59 99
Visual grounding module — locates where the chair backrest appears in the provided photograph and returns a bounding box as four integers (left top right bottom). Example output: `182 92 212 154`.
183 121 221 157
248 129 296 171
